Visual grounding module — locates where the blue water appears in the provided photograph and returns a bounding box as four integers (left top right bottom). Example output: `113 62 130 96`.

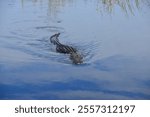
0 0 150 99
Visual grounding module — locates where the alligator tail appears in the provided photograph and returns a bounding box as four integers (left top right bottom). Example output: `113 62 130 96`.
50 33 60 45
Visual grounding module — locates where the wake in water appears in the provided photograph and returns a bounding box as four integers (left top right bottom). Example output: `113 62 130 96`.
2 18 101 65
48 32 102 65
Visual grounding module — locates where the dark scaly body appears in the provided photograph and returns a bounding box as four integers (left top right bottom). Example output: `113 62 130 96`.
50 33 83 64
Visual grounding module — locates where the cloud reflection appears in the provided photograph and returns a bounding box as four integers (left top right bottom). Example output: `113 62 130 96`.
1 79 150 100
1 55 150 100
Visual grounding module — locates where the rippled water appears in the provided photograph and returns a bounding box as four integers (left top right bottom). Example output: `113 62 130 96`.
0 0 150 99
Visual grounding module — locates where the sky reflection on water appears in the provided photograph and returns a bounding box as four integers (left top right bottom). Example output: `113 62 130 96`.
0 0 150 99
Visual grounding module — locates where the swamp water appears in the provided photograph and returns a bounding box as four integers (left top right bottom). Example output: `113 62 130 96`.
0 0 150 99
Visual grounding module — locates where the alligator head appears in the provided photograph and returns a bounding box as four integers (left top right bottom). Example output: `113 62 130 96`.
70 52 83 64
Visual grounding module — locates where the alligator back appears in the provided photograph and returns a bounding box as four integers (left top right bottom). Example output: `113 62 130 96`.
50 33 77 54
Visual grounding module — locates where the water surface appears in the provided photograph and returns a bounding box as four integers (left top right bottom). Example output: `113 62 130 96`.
0 0 150 99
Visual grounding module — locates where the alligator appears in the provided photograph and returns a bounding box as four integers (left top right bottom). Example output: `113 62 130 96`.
50 33 83 64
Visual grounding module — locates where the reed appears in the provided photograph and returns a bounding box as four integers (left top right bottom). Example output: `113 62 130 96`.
21 0 145 15
98 0 141 14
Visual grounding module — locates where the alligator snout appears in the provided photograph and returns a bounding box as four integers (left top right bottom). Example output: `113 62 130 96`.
70 52 83 64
